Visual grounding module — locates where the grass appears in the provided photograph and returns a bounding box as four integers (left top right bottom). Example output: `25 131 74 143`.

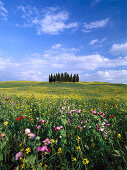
0 81 127 170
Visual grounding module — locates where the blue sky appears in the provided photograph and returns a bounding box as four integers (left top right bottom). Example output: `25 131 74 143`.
0 0 127 83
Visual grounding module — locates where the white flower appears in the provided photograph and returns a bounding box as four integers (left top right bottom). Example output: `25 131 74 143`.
25 128 31 134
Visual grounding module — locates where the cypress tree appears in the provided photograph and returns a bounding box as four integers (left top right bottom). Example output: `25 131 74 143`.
61 73 63 82
54 74 56 82
50 73 53 82
70 74 72 82
73 74 76 82
56 73 58 82
58 73 60 81
77 74 79 82
49 74 51 82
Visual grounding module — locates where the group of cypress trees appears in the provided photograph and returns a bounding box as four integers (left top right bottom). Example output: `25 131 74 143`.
49 72 79 82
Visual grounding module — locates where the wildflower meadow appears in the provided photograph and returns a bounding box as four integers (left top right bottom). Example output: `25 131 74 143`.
0 81 127 170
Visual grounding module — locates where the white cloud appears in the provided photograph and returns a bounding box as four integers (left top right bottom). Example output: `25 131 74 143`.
89 38 106 47
0 0 8 21
82 70 127 84
0 44 127 83
89 39 98 46
17 6 78 35
110 43 127 56
52 44 62 49
82 18 109 32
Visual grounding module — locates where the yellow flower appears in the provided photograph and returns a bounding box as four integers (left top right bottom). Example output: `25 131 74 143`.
82 158 89 165
76 146 81 151
19 143 22 147
76 136 80 143
20 148 24 152
117 133 121 138
38 162 42 168
58 148 62 154
72 157 77 162
25 147 31 154
4 121 8 126
43 164 48 170
50 139 55 144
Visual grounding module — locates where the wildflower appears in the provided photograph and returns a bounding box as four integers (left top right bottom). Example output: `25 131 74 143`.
81 120 85 124
37 146 51 153
72 157 77 162
28 133 35 139
5 97 9 100
16 117 20 121
76 146 81 151
20 116 23 119
82 158 89 165
106 124 110 127
76 136 80 143
42 138 51 145
0 134 5 138
15 151 23 160
43 164 48 170
39 120 46 124
110 115 114 118
78 110 82 114
35 125 41 129
25 128 31 134
50 139 55 144
58 148 62 154
38 162 42 168
25 147 31 154
4 121 8 126
53 126 63 131
78 125 83 131
117 133 121 138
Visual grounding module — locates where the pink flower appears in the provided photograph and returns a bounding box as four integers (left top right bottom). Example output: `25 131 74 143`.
93 111 97 115
35 125 41 129
106 124 110 127
81 120 84 124
42 138 51 145
37 146 51 153
0 134 4 138
78 110 82 114
101 113 105 117
15 152 23 160
56 126 63 131
39 120 46 124
28 133 35 139
70 110 75 113
53 126 63 131
78 125 83 131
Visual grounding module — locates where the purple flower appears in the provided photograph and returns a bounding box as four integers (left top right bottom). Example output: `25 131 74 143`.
5 97 9 100
28 133 35 139
15 152 23 160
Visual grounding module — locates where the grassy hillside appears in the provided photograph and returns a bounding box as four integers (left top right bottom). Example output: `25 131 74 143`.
0 81 127 100
0 81 127 169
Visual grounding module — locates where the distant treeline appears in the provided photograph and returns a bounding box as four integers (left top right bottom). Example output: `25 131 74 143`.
49 72 79 82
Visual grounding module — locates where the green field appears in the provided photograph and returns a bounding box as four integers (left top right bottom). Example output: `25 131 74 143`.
0 81 127 170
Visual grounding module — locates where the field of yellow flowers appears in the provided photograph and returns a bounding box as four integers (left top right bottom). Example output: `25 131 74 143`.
0 81 127 170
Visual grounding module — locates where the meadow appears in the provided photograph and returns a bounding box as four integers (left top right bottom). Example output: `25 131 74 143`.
0 81 127 170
